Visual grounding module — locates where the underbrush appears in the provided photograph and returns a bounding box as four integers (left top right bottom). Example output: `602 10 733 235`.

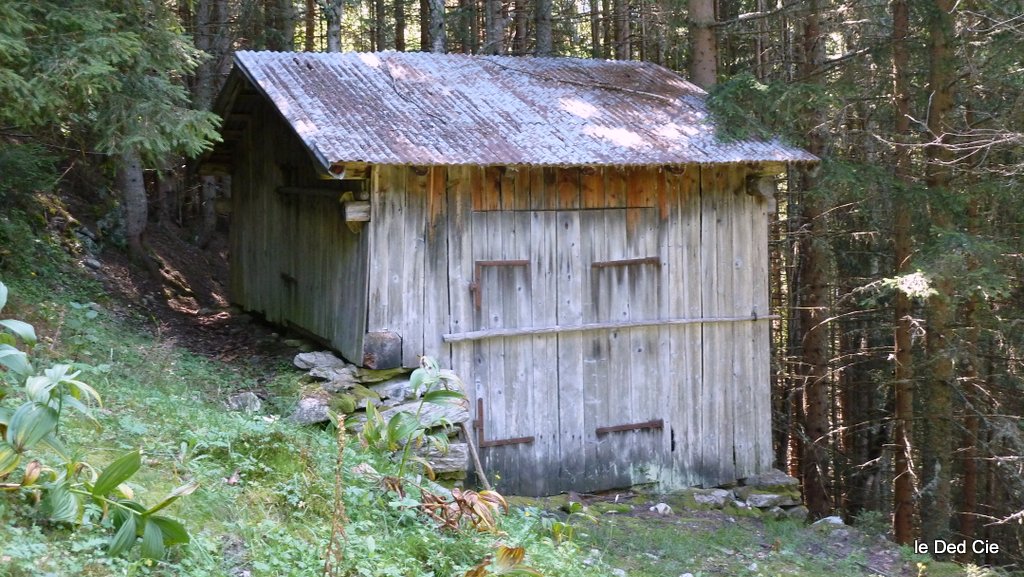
0 227 611 577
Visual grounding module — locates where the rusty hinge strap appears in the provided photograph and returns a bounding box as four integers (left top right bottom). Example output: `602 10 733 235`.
596 419 664 436
591 256 661 269
475 398 535 448
468 259 530 309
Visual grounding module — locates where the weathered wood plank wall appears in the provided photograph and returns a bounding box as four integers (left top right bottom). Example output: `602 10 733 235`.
229 99 368 361
367 166 452 368
433 164 772 494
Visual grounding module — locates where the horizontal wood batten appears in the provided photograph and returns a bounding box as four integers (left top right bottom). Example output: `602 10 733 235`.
443 314 780 343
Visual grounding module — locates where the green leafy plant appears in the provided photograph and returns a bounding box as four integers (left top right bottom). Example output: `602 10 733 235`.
358 356 468 479
0 279 195 560
542 501 598 545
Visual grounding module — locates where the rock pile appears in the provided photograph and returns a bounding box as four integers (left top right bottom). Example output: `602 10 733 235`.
289 351 471 482
680 469 807 521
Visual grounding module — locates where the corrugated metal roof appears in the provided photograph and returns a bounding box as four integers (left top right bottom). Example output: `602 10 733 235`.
232 50 818 168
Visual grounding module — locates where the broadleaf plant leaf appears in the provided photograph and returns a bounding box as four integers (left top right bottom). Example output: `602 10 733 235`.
421 390 465 405
92 450 141 498
0 344 32 376
150 515 189 545
0 281 7 311
42 481 80 523
0 319 36 345
107 512 138 556
145 480 199 515
140 518 165 560
0 441 21 477
6 402 58 452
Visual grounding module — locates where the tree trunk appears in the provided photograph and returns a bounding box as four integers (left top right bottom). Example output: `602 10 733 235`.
396 0 406 50
687 0 716 89
612 0 629 59
305 0 317 51
265 0 295 51
513 0 528 54
429 0 446 52
891 0 915 546
589 0 601 58
193 0 214 109
536 0 553 55
601 0 611 58
484 0 507 54
118 149 148 262
375 0 387 50
325 0 343 52
468 0 479 53
796 0 831 520
918 0 957 552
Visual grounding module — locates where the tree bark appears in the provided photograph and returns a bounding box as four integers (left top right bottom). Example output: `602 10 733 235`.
375 0 387 50
118 149 148 262
325 0 343 52
484 0 507 54
589 0 601 58
601 0 611 58
687 0 717 89
428 0 446 52
612 0 629 59
305 0 317 51
536 0 553 56
265 0 295 51
918 0 957 551
796 0 831 520
891 0 915 546
395 0 406 50
513 0 528 54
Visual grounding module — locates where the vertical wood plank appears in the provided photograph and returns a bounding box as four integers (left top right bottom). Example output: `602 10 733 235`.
581 208 606 488
446 166 480 482
530 208 560 494
482 166 501 211
542 168 559 211
606 168 626 209
556 210 585 489
423 166 450 363
751 174 773 473
580 168 605 209
367 165 394 334
701 166 737 485
529 167 547 211
513 166 531 211
401 166 427 367
730 167 756 478
682 167 704 487
557 167 581 210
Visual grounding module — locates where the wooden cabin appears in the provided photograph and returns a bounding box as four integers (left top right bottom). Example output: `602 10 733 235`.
204 51 817 496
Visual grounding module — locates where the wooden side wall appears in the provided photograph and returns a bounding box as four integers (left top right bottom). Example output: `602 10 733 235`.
229 98 368 362
366 166 451 368
366 164 773 494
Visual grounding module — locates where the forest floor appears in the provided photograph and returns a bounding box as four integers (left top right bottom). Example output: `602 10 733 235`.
72 223 988 577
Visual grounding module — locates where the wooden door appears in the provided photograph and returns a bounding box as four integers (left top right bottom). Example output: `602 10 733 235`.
454 205 666 494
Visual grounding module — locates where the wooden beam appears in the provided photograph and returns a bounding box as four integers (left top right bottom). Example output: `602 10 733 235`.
443 314 780 343
596 419 664 436
342 200 370 222
591 256 660 269
328 161 370 180
362 331 403 369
